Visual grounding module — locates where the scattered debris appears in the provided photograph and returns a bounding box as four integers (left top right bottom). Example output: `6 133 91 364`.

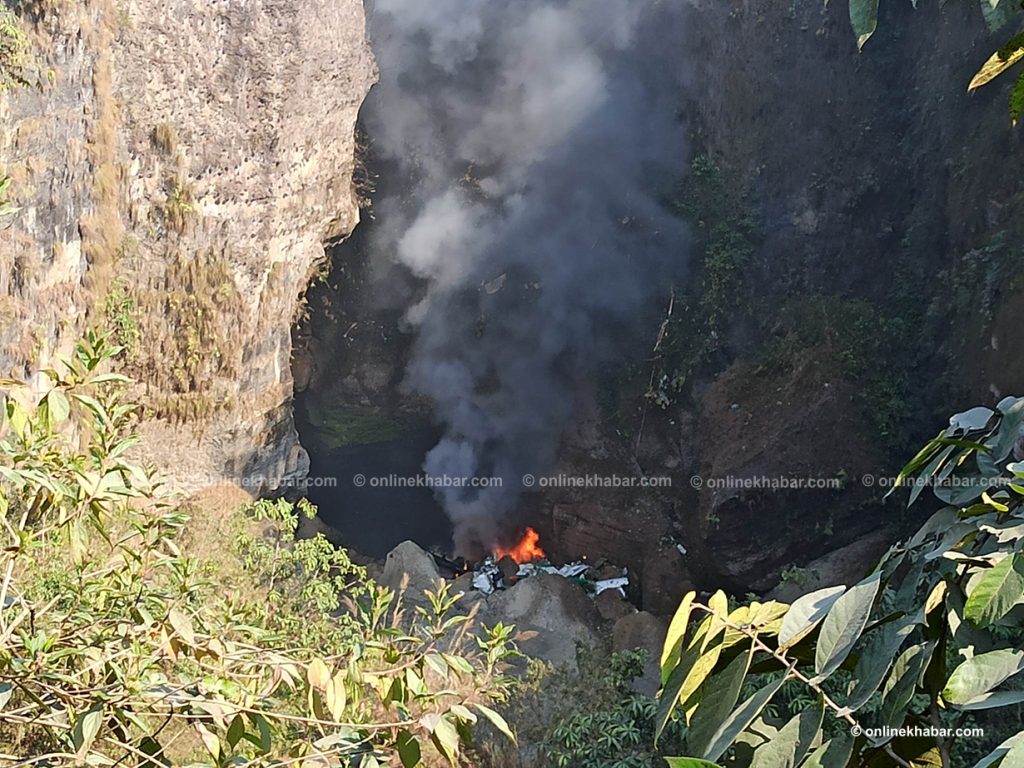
482 272 507 294
462 557 628 598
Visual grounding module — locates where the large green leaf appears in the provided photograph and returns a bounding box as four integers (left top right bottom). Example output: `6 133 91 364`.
749 701 823 768
850 0 880 50
665 759 722 768
964 553 1024 628
839 616 916 715
686 648 754 756
1012 69 1024 126
958 690 1024 711
1001 739 1024 768
979 397 1024 472
703 677 786 763
943 648 1024 705
473 703 515 743
880 643 931 729
656 612 726 742
662 591 697 683
972 731 1024 768
778 585 845 649
814 572 881 681
802 734 854 768
73 706 104 760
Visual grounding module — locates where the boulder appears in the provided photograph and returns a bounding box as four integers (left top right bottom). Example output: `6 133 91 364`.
612 611 668 696
595 589 636 623
691 352 885 592
380 541 441 601
482 573 601 668
768 528 894 603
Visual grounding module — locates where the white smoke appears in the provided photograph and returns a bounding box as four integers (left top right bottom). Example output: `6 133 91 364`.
363 0 689 554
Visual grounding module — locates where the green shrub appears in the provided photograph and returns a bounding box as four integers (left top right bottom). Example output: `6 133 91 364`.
541 651 685 768
0 176 19 221
0 332 518 766
0 9 28 92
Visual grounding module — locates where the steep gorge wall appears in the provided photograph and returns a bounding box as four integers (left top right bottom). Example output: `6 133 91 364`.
0 0 376 490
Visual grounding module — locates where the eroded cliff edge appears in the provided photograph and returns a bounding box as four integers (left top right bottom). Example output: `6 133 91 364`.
0 0 376 490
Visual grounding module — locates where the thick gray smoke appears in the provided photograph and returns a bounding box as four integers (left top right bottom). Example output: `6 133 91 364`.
363 0 689 555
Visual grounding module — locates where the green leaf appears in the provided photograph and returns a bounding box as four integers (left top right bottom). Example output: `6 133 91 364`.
195 722 220 759
971 33 1024 90
958 690 1024 710
662 590 697 683
943 648 1024 704
964 553 1024 628
247 712 272 754
880 643 931 728
687 647 754 756
88 372 131 385
839 616 917 715
657 612 726 742
850 0 880 50
73 706 104 760
1011 69 1024 126
703 677 786 763
429 714 461 766
665 760 722 768
397 730 422 768
326 671 348 721
778 585 845 649
226 715 245 749
167 608 196 646
474 703 516 743
802 734 855 768
814 572 881 681
46 389 70 426
972 731 1024 768
1002 739 1024 768
749 700 823 767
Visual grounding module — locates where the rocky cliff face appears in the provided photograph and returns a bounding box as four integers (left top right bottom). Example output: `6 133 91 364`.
300 0 1024 610
0 0 376 491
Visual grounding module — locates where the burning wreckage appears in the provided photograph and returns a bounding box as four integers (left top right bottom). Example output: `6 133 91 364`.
432 528 630 598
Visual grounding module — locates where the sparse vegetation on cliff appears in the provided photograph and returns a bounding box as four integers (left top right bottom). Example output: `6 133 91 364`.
643 154 758 408
0 333 518 766
0 9 29 91
0 176 19 221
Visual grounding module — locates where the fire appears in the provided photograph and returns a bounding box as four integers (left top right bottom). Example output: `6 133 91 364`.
494 527 546 564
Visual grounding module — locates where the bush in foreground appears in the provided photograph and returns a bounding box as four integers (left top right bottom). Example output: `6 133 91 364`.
0 332 516 766
657 397 1024 767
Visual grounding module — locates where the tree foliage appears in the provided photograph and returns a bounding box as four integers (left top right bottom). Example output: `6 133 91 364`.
0 332 517 766
658 396 1024 767
0 8 29 92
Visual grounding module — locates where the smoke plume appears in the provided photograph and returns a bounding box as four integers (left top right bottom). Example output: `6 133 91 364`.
363 0 689 554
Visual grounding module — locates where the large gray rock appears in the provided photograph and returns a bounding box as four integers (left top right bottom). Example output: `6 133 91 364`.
768 528 894 604
612 611 667 696
381 541 441 600
595 589 636 623
0 0 376 494
482 573 602 668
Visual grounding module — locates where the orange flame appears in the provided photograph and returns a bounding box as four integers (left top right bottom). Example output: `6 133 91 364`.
494 527 546 564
